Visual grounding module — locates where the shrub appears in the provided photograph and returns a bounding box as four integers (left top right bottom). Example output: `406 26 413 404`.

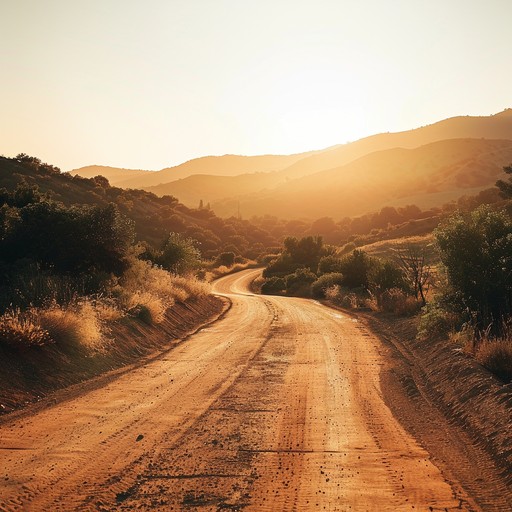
38 300 105 352
216 251 235 267
158 232 201 275
435 205 512 334
323 285 362 309
378 288 420 316
475 340 512 383
325 284 342 303
370 261 407 292
339 249 378 289
317 255 343 274
0 309 50 349
417 300 461 341
123 291 167 324
341 292 359 309
311 273 344 298
261 277 286 295
285 268 317 297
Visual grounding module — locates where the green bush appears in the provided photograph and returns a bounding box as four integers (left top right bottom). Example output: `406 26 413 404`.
285 268 317 297
417 300 461 341
370 261 408 292
261 277 286 295
317 255 343 274
311 273 344 298
339 249 378 289
435 205 512 335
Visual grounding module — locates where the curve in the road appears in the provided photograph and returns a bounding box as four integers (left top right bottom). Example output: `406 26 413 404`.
0 269 476 511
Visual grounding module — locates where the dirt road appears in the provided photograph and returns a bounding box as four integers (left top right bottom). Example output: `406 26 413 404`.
0 269 496 510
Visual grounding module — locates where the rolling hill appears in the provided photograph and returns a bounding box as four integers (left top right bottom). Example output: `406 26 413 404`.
70 151 319 189
71 109 512 219
210 138 512 218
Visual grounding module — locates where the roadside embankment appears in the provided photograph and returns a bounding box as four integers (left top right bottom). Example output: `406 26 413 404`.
0 295 227 416
357 310 512 487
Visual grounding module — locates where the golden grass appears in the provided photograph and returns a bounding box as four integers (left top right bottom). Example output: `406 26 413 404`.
38 301 106 352
0 309 50 349
116 259 211 324
358 235 438 265
207 261 257 280
475 339 512 383
0 301 109 353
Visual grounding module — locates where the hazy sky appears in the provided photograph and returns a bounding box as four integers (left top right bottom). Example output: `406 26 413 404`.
1 0 511 171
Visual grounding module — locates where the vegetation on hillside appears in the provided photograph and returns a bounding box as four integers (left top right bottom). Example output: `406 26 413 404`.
258 164 512 383
0 156 211 355
260 235 423 315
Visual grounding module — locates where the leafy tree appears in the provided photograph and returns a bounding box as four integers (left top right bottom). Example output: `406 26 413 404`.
158 232 201 274
496 164 512 198
339 250 377 289
435 205 512 334
216 251 235 267
370 260 407 292
1 201 133 278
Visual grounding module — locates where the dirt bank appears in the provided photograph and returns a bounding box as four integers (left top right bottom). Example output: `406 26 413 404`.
347 309 512 507
0 295 227 416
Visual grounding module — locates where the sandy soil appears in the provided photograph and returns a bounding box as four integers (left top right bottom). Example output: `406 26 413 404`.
0 269 507 510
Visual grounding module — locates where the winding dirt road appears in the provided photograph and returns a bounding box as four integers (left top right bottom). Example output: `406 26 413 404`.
0 269 496 511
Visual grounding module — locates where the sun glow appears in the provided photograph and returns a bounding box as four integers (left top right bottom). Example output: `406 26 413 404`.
1 0 511 170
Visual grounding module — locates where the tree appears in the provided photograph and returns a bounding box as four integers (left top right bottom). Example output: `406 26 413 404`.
1 201 134 278
370 260 407 292
496 164 512 198
158 232 201 274
339 249 377 289
394 245 431 305
435 205 512 334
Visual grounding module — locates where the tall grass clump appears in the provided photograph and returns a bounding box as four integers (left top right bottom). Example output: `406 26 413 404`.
0 308 50 350
377 288 421 316
38 300 106 352
475 339 512 383
115 258 211 324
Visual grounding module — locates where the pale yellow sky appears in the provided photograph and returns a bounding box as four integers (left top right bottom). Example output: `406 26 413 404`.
1 0 511 171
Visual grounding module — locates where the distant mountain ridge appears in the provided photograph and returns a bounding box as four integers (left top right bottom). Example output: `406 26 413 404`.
71 109 512 219
70 151 319 188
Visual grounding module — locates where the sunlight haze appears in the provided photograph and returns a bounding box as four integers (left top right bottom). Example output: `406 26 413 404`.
1 0 511 171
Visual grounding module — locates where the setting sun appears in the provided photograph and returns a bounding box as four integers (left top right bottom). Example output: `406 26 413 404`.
2 1 511 171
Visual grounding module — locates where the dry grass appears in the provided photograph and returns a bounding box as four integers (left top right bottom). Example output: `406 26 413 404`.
208 261 257 280
475 339 512 383
116 259 211 324
324 285 359 308
0 301 108 353
38 301 106 352
377 288 422 316
0 309 50 349
93 298 124 322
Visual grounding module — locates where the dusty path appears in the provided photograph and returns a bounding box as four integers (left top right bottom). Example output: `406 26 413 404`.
0 269 490 511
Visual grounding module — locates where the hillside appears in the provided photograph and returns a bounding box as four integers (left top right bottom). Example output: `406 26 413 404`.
209 138 512 219
273 109 512 181
71 151 318 189
141 110 512 216
0 156 280 259
68 165 149 185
